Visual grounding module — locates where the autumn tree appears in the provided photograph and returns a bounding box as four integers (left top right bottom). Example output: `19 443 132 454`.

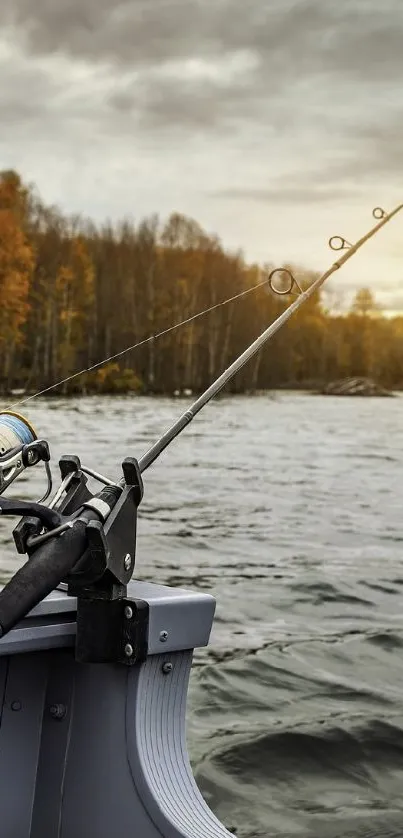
346 287 382 378
54 235 95 386
0 171 34 383
1 170 402 395
351 287 380 317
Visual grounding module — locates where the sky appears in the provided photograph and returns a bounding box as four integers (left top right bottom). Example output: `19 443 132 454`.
0 0 402 312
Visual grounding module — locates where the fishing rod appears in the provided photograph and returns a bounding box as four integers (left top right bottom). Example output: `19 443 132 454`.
0 202 401 645
137 203 403 472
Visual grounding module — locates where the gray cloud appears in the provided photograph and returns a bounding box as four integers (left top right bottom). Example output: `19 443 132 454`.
213 106 403 206
2 0 402 80
209 104 403 211
0 1 327 68
212 185 360 204
2 1 403 106
9 1 210 67
0 0 401 154
0 0 401 303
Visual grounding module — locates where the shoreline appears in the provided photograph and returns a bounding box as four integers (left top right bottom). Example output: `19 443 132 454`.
2 382 402 401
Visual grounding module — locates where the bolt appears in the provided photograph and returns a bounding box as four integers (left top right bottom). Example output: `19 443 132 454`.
124 605 133 620
27 450 36 465
16 460 21 469
162 662 173 675
49 703 67 720
125 643 134 657
124 553 132 571
159 630 168 642
11 701 22 712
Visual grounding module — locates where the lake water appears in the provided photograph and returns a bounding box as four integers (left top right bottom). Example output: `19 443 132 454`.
1 392 403 837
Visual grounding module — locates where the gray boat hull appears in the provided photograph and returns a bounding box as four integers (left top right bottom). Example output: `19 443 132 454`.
0 581 235 838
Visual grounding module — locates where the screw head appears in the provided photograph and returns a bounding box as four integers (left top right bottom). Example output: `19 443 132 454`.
124 553 132 571
159 630 168 642
124 605 133 620
124 643 134 657
49 703 67 720
162 662 173 675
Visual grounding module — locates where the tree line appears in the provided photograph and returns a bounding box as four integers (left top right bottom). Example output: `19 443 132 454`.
0 169 402 396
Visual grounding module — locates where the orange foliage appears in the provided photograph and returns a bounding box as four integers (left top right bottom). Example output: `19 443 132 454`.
0 199 34 349
55 235 95 379
0 170 402 393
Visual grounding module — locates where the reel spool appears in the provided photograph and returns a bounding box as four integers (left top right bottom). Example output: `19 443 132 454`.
0 411 37 456
0 411 51 499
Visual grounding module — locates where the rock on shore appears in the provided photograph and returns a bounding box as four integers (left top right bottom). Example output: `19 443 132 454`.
321 377 393 396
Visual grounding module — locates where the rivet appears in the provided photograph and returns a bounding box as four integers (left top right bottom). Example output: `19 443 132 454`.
125 643 134 657
124 605 133 620
11 701 22 712
162 662 173 675
159 630 168 642
124 554 132 571
49 703 67 720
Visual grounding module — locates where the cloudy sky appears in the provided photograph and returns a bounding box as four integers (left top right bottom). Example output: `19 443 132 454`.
1 0 402 311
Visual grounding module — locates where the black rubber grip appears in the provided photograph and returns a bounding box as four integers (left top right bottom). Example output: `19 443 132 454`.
0 484 123 639
0 516 89 638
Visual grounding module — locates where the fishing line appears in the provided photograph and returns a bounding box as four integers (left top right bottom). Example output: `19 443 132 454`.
0 412 36 450
4 274 274 411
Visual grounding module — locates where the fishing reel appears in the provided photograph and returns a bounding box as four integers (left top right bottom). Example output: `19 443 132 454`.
0 411 51 498
0 410 68 536
0 410 145 663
